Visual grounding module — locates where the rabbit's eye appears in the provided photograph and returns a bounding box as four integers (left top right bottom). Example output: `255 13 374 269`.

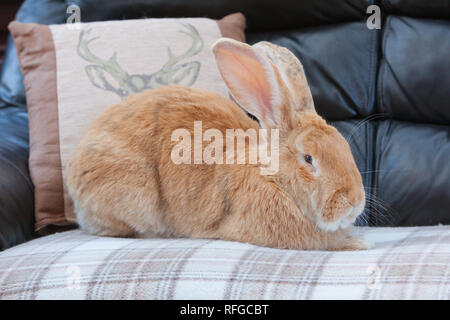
304 155 313 164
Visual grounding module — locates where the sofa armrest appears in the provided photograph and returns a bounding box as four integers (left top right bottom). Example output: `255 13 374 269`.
0 103 35 250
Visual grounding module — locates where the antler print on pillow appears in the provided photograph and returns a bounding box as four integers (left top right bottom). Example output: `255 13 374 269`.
77 23 204 100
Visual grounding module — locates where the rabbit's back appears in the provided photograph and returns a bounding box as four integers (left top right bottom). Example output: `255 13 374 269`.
66 85 258 237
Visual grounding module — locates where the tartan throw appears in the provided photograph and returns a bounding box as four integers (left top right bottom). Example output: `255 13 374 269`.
0 226 449 299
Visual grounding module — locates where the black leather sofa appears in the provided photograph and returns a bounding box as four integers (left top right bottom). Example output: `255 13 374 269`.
0 0 449 251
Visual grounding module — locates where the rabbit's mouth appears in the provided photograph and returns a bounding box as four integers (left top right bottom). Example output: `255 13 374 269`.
316 201 365 232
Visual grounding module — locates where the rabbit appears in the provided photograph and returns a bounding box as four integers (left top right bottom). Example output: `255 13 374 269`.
66 38 368 251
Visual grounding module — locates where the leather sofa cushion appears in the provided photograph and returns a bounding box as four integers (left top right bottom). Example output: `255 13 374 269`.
378 16 450 125
0 106 35 250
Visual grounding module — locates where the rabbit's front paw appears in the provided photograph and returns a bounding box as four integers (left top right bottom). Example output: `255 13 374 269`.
329 236 371 251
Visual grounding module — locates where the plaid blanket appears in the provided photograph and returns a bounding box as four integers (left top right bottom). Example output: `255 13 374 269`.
0 226 449 299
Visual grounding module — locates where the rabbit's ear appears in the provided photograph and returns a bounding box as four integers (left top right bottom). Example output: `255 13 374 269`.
253 41 315 114
212 38 284 128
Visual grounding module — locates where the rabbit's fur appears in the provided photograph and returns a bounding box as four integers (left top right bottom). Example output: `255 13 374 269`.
66 39 368 250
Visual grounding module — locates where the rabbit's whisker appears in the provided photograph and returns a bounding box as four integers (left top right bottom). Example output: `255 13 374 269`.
345 113 388 144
